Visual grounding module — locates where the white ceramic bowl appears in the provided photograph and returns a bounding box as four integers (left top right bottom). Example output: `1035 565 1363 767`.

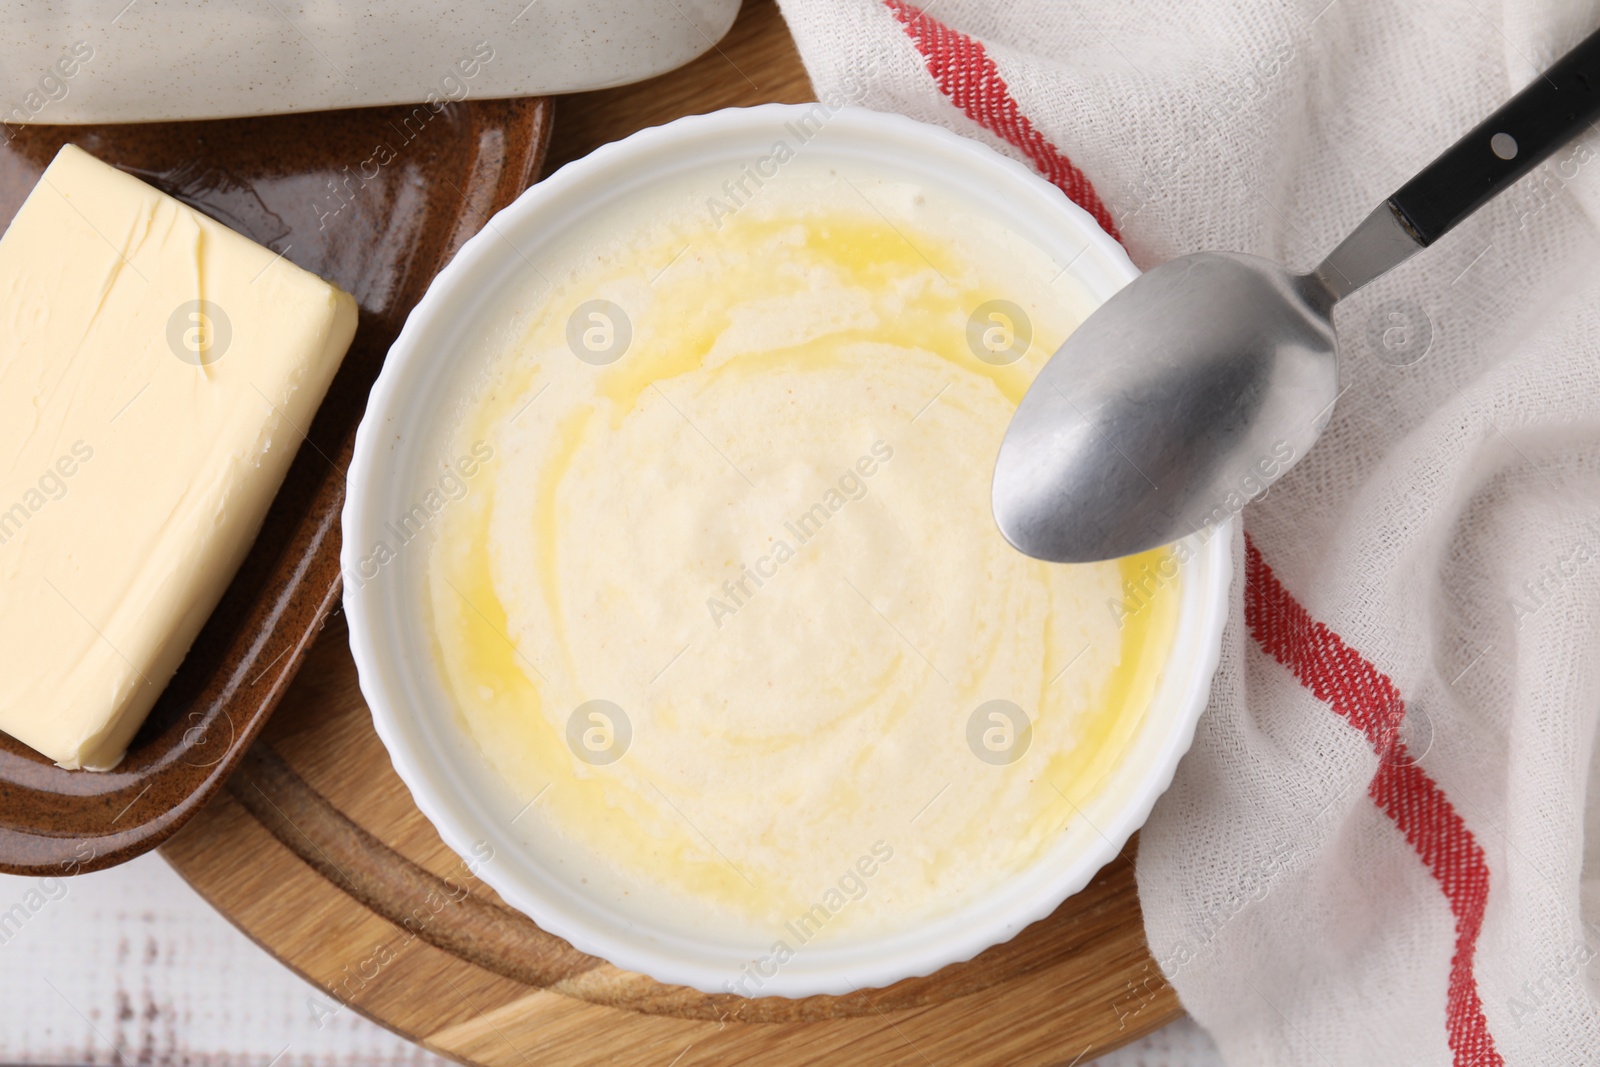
343 104 1231 998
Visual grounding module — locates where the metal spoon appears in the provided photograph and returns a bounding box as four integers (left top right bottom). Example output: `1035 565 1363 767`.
993 26 1600 564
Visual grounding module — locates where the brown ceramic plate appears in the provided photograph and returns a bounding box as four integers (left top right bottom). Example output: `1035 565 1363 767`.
0 98 553 875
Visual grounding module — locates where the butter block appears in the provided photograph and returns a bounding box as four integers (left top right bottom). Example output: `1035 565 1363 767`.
0 144 357 770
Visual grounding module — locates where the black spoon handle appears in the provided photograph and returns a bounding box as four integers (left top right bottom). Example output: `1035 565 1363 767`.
1389 25 1600 245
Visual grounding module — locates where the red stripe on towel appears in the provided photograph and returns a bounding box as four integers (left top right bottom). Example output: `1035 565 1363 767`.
884 0 1121 241
1245 535 1502 1066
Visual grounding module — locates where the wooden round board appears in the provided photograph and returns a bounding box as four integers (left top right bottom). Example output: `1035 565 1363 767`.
161 2 1184 1063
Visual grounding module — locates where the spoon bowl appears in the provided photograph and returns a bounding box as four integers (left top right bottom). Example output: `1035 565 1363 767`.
993 253 1336 563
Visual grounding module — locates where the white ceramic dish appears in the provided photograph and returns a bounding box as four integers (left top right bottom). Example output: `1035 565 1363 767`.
1 0 740 123
342 104 1232 997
